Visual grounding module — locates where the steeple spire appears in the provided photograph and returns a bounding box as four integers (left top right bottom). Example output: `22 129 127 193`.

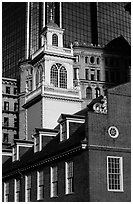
47 2 55 23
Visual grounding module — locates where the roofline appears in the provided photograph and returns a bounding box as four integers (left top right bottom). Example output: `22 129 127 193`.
3 145 84 179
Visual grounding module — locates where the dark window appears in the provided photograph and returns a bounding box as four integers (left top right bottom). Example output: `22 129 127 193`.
6 87 10 94
14 118 18 128
91 69 95 81
85 69 89 80
3 133 8 143
4 102 9 111
4 117 9 126
52 34 58 46
90 56 95 64
73 68 77 79
97 57 100 65
85 56 88 63
14 103 18 112
97 70 100 81
14 88 18 95
86 87 92 99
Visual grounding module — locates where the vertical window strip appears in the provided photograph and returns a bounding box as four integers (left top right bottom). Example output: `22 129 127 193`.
15 179 20 202
51 166 58 197
107 156 123 191
65 161 74 194
25 175 31 202
4 182 9 202
37 170 44 200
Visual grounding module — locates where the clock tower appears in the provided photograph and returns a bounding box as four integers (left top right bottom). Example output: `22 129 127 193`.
19 17 83 140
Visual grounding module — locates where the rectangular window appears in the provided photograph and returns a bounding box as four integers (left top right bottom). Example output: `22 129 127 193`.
25 175 31 202
14 88 18 95
97 70 100 81
65 161 74 194
73 68 77 79
91 69 95 81
3 133 8 143
37 170 44 200
4 182 9 202
50 166 58 197
4 101 9 111
14 179 20 202
107 156 123 191
4 117 9 127
14 103 18 111
85 56 88 63
85 69 89 80
6 86 10 94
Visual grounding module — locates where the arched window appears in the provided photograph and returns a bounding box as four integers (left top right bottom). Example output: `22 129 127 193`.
95 87 100 98
50 65 58 87
86 87 92 99
52 34 58 46
59 66 67 89
36 69 39 88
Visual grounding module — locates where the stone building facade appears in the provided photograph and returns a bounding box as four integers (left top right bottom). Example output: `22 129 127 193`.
2 78 19 145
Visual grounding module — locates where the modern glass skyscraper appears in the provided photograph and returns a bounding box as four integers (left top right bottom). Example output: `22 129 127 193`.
2 2 131 79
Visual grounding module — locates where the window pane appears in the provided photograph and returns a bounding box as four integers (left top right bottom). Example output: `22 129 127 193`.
59 66 67 88
50 65 58 87
107 157 123 191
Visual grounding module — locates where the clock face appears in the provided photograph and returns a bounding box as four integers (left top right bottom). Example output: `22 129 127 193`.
108 126 119 138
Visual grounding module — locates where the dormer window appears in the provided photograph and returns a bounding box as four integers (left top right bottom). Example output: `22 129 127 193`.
52 34 58 46
59 114 85 142
34 129 58 153
12 140 34 162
